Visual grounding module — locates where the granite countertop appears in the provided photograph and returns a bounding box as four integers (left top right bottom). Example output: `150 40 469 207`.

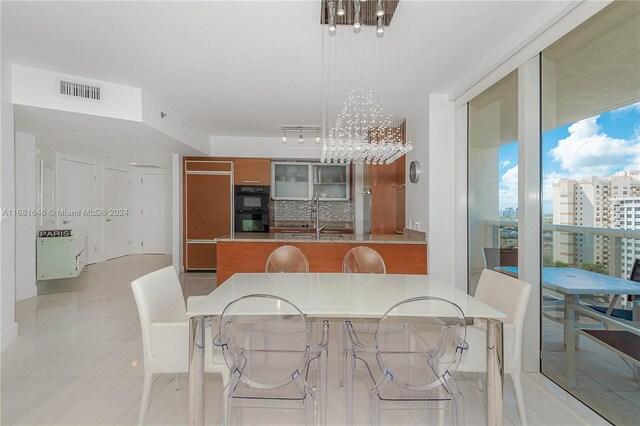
215 232 427 245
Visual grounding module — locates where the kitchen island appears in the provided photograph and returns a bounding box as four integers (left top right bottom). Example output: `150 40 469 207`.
215 232 427 285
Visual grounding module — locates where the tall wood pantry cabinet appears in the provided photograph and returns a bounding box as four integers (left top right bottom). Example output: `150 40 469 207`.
183 158 233 270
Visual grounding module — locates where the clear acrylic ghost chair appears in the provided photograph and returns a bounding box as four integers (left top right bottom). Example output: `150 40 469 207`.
345 296 468 426
339 246 386 386
213 294 328 426
342 246 386 274
265 245 310 273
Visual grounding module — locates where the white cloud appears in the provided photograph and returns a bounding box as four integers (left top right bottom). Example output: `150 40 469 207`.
542 171 569 200
499 165 518 209
499 159 511 168
550 116 640 177
610 101 640 116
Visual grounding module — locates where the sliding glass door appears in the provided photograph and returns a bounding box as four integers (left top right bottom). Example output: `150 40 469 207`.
540 2 640 423
467 1 639 422
468 71 519 295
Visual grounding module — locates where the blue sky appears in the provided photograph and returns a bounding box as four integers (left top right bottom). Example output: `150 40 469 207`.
498 102 640 215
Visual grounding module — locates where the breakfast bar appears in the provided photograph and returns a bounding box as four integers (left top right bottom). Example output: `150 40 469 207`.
215 233 428 284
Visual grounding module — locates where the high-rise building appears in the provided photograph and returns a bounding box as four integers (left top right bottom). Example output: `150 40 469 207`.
552 170 640 276
502 207 515 218
611 197 640 278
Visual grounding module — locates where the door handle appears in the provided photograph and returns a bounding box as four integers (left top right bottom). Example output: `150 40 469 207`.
62 220 70 225
242 180 262 183
106 218 112 222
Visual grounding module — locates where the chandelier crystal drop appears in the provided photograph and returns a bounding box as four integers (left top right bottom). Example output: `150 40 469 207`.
321 89 412 165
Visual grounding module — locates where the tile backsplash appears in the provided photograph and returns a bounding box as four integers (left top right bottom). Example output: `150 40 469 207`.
272 200 354 228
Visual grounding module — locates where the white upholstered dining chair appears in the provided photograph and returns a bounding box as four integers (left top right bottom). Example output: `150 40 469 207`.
457 268 532 426
132 266 229 425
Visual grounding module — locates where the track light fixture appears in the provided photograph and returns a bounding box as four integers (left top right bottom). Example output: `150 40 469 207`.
280 126 321 145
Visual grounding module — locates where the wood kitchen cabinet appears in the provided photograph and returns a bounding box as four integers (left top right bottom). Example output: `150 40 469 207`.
183 157 233 271
233 158 271 186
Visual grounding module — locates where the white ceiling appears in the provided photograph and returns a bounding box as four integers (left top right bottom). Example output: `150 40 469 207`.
14 105 203 166
3 1 572 138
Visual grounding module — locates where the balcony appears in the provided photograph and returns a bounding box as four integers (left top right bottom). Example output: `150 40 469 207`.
486 220 640 424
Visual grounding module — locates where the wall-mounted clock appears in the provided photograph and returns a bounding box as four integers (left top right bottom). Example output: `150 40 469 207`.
409 161 421 183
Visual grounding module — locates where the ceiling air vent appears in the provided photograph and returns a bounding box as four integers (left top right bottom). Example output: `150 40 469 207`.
57 79 102 102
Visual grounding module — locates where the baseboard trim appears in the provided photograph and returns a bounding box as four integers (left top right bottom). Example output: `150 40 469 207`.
16 285 37 302
1 322 18 352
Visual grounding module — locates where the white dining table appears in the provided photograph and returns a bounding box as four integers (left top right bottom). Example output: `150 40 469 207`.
186 273 507 426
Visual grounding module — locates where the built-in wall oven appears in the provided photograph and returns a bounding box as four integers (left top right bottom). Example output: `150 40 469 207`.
234 185 270 233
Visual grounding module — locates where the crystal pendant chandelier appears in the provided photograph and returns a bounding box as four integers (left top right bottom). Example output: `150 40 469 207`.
320 0 414 165
320 0 412 165
321 89 412 164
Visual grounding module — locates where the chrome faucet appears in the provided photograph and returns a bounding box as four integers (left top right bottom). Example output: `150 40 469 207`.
311 193 325 239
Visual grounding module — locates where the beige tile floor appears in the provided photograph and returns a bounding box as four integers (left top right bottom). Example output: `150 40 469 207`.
1 255 609 425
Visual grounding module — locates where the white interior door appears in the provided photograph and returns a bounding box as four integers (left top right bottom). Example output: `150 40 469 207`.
141 174 165 254
104 167 130 260
58 158 97 263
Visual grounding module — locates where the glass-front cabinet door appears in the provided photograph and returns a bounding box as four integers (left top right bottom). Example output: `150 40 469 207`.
313 164 350 200
272 162 311 200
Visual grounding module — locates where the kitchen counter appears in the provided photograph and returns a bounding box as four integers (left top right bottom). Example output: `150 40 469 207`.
216 232 426 245
215 232 428 285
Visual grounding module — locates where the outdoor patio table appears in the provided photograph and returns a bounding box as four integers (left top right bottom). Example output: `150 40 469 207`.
500 267 640 388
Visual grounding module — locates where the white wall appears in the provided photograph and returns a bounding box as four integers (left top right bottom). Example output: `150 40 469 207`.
427 95 456 283
1 50 18 351
405 93 429 233
11 65 210 158
142 92 210 155
12 64 142 121
211 136 322 159
15 132 37 301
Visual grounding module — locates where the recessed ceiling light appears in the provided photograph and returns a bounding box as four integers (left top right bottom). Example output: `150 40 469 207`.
130 162 138 166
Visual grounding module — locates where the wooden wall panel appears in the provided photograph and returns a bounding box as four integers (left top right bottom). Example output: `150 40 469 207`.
216 241 427 285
